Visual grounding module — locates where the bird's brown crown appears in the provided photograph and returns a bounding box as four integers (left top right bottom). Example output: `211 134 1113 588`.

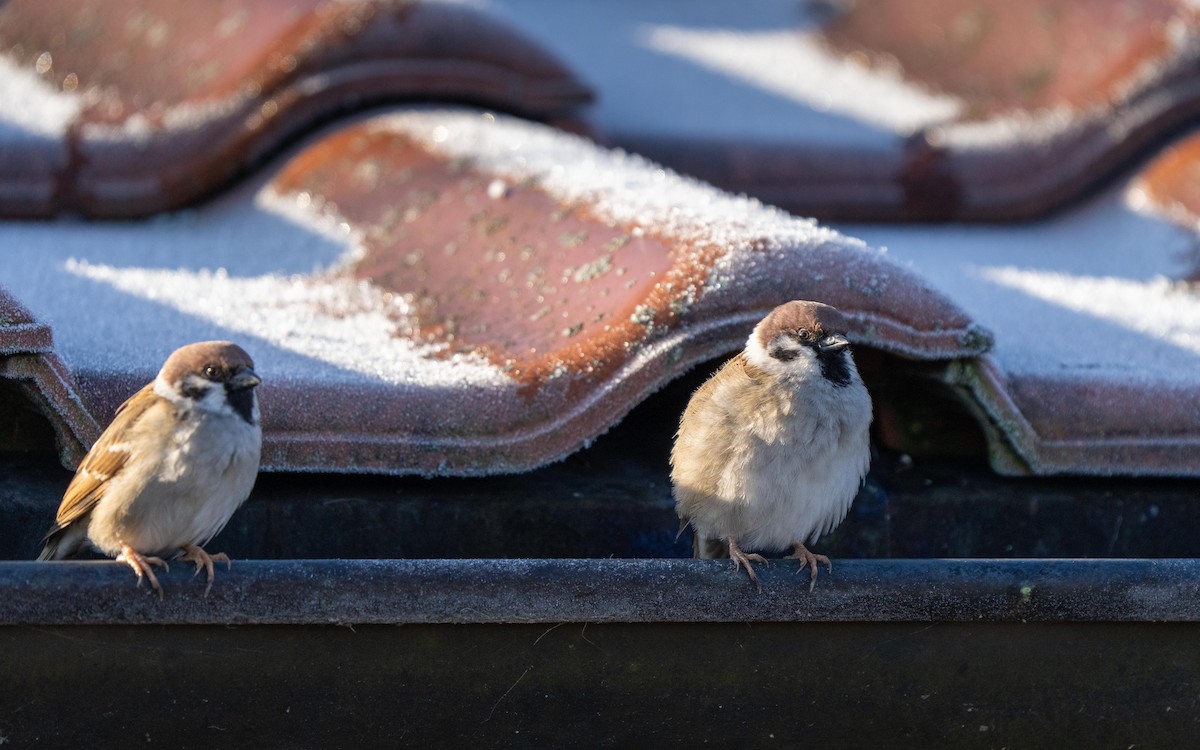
755 300 849 348
159 341 256 385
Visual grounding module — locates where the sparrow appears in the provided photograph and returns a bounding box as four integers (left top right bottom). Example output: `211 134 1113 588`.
671 300 872 591
38 341 262 598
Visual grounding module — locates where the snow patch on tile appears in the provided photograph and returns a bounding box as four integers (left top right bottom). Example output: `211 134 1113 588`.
978 266 1200 355
838 186 1200 385
255 184 367 264
0 55 83 140
640 25 963 136
930 107 1078 151
82 92 251 145
0 184 504 387
382 108 862 254
62 258 504 388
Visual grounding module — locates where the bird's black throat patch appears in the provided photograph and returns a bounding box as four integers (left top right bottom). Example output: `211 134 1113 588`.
769 336 853 386
817 348 853 387
226 385 257 425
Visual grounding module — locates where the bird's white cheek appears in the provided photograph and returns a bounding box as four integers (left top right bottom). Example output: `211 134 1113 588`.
744 333 818 381
743 331 776 372
195 383 231 415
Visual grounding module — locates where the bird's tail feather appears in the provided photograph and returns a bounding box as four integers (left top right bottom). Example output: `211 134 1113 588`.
37 524 86 561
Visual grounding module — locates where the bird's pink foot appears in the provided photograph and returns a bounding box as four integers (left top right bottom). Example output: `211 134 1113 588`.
728 538 769 593
786 542 832 591
180 544 232 598
116 544 169 599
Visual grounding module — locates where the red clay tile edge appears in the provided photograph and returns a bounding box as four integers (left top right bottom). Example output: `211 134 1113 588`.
0 289 99 466
0 0 593 218
612 1 1200 221
947 357 1200 476
232 110 993 474
8 106 1198 477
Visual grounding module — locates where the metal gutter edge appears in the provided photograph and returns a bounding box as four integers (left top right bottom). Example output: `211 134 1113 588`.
2 558 1197 625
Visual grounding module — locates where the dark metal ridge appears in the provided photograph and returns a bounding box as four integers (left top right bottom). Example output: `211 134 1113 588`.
2 558 1198 625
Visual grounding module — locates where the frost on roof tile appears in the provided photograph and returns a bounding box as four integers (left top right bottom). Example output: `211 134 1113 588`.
0 108 986 476
0 287 53 356
5 108 1200 476
0 0 593 219
492 0 1200 221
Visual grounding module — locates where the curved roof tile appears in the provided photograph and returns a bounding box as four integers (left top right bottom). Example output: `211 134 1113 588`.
0 0 592 218
493 0 1200 220
0 109 985 475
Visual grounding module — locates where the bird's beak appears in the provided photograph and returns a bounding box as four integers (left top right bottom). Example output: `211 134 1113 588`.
820 334 850 353
229 368 261 390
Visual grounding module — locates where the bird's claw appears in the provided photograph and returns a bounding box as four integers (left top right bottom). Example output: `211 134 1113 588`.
786 543 832 592
180 544 232 598
728 539 768 593
116 545 169 599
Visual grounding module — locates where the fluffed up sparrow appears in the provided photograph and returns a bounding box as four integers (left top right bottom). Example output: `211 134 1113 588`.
38 341 262 598
671 300 872 591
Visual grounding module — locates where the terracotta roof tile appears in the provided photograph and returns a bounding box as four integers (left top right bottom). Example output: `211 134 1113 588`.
2 0 1198 478
823 0 1182 118
494 0 1200 220
0 0 592 218
842 146 1200 476
0 109 985 475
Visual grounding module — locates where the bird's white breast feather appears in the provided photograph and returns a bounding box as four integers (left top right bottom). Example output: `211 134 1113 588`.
683 354 872 552
86 394 261 557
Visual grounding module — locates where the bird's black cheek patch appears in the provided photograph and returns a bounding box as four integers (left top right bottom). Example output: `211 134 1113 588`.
769 340 801 362
226 386 257 425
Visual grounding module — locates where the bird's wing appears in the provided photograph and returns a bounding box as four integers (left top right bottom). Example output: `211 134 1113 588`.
672 354 758 515
685 354 761 424
680 354 750 417
50 384 159 530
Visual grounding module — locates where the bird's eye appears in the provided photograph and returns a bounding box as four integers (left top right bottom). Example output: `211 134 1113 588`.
204 365 220 379
795 327 812 341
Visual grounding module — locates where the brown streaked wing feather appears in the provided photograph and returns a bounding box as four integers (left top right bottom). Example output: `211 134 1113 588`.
710 352 762 384
674 354 750 441
52 384 160 529
686 354 753 410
